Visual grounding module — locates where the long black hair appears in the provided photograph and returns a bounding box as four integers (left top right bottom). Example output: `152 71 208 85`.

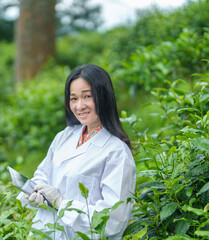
65 64 131 148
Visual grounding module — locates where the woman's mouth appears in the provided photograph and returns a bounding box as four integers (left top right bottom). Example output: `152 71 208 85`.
78 112 89 118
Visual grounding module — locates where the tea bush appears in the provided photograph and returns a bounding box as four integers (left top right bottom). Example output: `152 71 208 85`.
0 60 68 154
0 181 36 239
114 28 209 93
123 70 209 239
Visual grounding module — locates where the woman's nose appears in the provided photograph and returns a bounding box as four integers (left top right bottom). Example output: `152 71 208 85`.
76 99 86 110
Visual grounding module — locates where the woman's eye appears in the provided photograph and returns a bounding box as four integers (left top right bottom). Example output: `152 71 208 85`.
85 95 91 99
70 97 77 101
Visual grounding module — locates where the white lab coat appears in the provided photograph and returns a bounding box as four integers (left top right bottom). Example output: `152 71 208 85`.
18 124 136 239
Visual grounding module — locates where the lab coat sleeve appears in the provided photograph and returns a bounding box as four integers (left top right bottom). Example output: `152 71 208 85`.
58 145 136 238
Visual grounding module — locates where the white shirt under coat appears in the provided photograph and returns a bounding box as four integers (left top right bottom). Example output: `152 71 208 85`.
18 124 136 239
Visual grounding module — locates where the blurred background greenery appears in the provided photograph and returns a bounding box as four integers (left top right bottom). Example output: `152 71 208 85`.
0 0 209 178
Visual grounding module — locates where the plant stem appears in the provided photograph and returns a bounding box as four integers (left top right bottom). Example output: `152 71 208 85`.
86 198 94 240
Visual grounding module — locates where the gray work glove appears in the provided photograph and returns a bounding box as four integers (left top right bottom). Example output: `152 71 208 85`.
25 191 47 208
34 183 62 210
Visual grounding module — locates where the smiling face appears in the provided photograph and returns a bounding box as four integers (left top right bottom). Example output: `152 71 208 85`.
69 77 101 133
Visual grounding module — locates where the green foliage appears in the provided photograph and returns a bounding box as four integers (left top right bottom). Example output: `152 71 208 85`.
115 28 209 92
122 71 209 239
0 180 122 239
118 0 209 54
0 182 36 239
0 60 67 157
56 31 106 68
79 183 89 199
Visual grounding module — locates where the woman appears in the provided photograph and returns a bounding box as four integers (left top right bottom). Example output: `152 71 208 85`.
18 64 136 239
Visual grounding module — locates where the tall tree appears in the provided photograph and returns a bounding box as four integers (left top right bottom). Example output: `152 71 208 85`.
16 0 56 82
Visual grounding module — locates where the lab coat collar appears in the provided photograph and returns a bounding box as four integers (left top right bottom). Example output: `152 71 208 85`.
89 126 111 148
72 125 111 148
56 125 111 162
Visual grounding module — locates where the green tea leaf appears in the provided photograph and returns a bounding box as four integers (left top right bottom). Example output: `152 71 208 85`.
137 170 161 178
45 223 55 230
185 206 206 216
138 181 164 190
79 183 89 199
174 217 199 225
111 201 123 211
94 217 109 236
2 232 13 240
66 208 86 215
160 202 178 221
55 223 65 232
30 227 52 240
91 210 110 229
16 199 23 212
195 230 209 236
197 182 209 196
57 209 65 220
175 220 190 234
130 227 147 240
165 234 194 240
192 137 209 154
123 220 143 236
200 93 209 102
75 231 91 240
177 108 199 113
91 201 122 232
57 201 74 221
186 164 209 178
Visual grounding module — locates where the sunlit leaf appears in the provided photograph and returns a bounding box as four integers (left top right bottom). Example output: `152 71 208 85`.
79 183 89 199
75 231 91 240
165 234 194 240
138 181 164 190
195 230 209 236
192 137 209 154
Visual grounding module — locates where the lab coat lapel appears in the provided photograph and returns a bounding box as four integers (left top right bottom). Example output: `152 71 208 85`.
90 127 111 148
56 127 89 161
55 126 111 163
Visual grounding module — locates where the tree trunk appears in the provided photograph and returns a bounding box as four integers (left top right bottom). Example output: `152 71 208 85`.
16 0 56 82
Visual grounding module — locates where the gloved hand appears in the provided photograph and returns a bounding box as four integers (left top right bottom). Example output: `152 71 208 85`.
25 192 46 208
34 183 62 210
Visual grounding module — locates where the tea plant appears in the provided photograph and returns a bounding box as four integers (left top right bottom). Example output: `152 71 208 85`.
123 72 209 239
1 180 123 239
0 182 36 239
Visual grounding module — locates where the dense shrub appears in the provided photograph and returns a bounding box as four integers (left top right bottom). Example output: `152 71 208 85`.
113 28 209 94
120 0 209 54
56 31 106 68
123 70 209 239
0 60 68 157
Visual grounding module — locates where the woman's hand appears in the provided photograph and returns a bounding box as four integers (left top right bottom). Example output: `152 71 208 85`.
34 183 62 210
25 191 46 208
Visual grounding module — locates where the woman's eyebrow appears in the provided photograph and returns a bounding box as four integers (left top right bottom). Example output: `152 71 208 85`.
82 89 92 93
70 89 92 95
